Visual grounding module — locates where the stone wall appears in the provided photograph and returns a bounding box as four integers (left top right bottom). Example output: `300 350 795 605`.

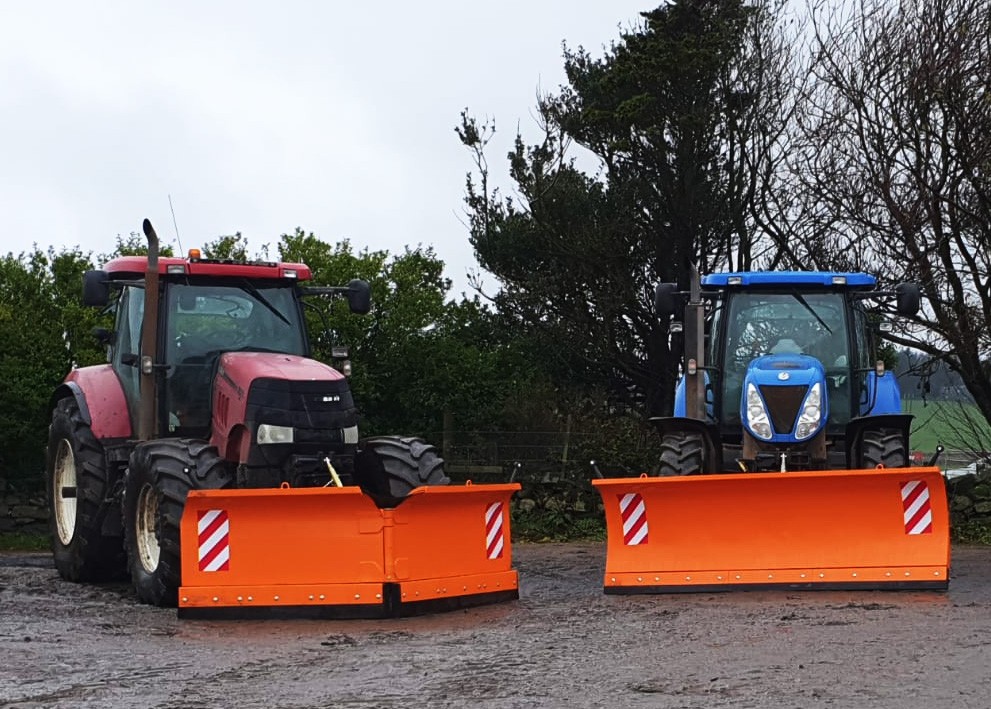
0 480 48 535
4 468 991 539
945 461 991 529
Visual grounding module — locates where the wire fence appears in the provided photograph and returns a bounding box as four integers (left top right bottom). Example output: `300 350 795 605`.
426 429 655 481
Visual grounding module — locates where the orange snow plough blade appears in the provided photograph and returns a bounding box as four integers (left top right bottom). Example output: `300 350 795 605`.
592 467 949 593
178 482 520 618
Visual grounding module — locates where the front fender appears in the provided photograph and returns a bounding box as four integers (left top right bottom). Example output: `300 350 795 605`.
52 365 132 440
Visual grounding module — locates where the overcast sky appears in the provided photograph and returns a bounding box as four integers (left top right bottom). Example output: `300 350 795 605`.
1 1 651 296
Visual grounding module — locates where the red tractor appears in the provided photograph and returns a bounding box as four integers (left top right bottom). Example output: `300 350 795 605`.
46 220 456 609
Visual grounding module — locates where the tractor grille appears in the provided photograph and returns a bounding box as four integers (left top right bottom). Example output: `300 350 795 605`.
246 377 358 430
758 384 807 435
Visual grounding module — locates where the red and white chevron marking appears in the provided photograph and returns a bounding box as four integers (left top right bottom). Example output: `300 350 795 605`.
619 492 649 546
485 502 505 560
197 509 230 572
900 480 933 535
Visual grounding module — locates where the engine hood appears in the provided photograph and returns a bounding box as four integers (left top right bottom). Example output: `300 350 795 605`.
217 352 345 397
745 354 825 388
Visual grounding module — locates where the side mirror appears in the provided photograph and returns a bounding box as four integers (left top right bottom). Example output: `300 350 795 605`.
895 283 921 316
654 282 679 319
91 327 114 346
82 270 110 307
347 279 371 315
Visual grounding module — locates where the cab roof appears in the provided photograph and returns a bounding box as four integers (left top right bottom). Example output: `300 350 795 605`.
101 255 312 282
702 271 876 290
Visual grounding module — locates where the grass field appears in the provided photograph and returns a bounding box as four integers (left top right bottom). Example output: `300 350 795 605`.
904 398 991 456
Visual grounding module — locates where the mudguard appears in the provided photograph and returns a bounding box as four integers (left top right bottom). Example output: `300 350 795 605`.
863 370 902 415
593 466 949 593
54 366 132 440
177 482 520 618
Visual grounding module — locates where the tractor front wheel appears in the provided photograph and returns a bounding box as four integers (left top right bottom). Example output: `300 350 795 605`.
354 436 449 506
657 432 705 476
45 397 126 581
122 439 230 607
859 428 908 469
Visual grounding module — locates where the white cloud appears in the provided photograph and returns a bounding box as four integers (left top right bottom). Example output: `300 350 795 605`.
0 0 648 294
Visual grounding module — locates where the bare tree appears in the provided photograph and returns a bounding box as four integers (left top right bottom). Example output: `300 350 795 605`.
796 0 991 429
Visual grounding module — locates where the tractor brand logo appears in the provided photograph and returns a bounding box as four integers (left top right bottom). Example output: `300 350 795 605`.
777 371 790 380
900 480 933 535
197 509 231 571
485 502 505 559
619 492 649 545
320 395 341 403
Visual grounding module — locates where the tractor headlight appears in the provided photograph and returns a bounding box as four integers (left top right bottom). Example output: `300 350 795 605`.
745 383 773 440
795 383 823 440
257 424 294 445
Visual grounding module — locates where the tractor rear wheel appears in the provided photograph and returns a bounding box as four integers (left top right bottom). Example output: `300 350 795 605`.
657 432 705 476
122 439 230 607
859 428 908 469
354 436 449 505
45 397 126 581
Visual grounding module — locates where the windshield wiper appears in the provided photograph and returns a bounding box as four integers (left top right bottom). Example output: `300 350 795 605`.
239 280 291 327
790 291 832 334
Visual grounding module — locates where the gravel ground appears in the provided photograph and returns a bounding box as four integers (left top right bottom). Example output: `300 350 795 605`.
2 543 990 708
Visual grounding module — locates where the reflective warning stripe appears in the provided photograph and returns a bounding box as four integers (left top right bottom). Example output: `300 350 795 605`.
197 509 230 572
619 493 648 546
485 502 505 559
901 481 933 535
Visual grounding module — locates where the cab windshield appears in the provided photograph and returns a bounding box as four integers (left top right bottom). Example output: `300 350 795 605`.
164 281 307 433
166 281 306 363
718 291 852 428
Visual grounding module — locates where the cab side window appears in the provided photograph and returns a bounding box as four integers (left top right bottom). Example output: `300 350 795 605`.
111 286 144 429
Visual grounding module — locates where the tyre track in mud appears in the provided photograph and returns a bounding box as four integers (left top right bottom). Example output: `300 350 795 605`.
2 545 991 708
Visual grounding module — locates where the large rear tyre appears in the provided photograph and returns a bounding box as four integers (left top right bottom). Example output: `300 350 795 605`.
45 397 126 581
657 432 705 476
859 428 908 469
122 439 230 607
354 436 449 506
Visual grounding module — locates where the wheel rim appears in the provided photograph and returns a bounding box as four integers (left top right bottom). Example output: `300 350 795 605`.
135 483 161 573
53 440 77 545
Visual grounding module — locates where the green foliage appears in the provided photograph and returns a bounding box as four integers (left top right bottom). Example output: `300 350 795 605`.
0 247 106 482
0 532 49 552
951 522 991 545
203 232 250 261
510 507 606 543
104 232 175 259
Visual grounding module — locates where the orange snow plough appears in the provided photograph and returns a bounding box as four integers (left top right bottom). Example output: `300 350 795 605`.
594 466 948 592
178 482 520 618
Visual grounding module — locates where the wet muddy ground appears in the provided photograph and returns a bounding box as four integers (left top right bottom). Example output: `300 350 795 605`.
2 543 990 708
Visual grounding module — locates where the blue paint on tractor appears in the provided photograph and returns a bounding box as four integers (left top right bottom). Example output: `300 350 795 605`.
702 272 876 288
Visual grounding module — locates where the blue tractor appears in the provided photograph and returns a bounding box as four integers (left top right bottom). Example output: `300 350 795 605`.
652 270 922 474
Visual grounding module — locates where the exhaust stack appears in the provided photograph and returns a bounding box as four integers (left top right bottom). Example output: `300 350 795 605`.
137 218 160 440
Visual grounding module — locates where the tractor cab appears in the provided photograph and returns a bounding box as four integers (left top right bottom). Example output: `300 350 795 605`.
84 251 370 442
657 270 920 473
712 288 860 438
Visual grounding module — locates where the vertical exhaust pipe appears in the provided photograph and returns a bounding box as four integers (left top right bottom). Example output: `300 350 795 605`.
684 265 705 421
137 218 160 441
